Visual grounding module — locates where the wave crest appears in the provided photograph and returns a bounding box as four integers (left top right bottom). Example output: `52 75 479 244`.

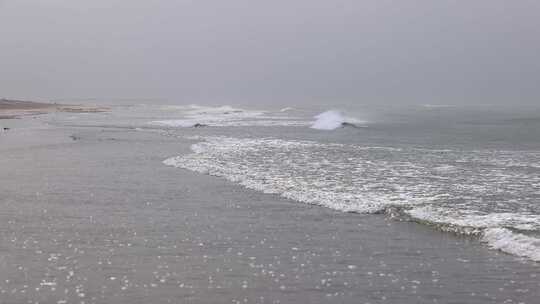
162 136 540 262
311 110 364 130
149 104 309 128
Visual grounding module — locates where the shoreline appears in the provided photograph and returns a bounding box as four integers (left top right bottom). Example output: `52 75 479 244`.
0 108 538 303
0 98 109 119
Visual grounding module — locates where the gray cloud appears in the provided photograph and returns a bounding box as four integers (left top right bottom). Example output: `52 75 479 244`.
1 0 539 105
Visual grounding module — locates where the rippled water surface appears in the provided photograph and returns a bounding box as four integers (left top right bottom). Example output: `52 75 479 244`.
45 103 540 261
147 104 540 261
2 103 540 303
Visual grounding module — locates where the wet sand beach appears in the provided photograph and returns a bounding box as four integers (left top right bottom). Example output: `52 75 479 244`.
0 99 108 120
3 2 540 302
0 116 538 304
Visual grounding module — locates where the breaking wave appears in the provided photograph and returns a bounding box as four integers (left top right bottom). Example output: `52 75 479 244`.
147 105 369 130
483 228 540 262
311 110 365 130
149 104 309 128
163 136 540 262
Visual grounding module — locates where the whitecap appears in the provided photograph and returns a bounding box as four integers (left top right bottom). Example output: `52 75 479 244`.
310 110 365 130
163 136 540 261
407 206 540 232
150 104 309 128
482 228 540 262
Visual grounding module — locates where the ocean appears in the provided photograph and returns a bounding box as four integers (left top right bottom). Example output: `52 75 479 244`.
49 102 540 262
1 101 539 303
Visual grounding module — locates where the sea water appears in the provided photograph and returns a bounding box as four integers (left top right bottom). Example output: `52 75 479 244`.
48 102 540 262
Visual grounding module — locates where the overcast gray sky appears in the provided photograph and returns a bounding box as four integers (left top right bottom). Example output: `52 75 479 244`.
0 0 539 105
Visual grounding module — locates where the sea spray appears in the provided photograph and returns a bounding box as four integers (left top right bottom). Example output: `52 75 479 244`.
311 110 364 130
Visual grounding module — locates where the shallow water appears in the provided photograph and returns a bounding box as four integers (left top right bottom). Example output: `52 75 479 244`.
96 103 540 262
1 103 540 303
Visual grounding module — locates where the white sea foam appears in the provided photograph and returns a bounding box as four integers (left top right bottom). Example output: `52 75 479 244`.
407 206 540 261
149 104 309 128
407 206 540 232
151 119 309 128
151 120 201 128
163 136 540 261
432 165 458 173
310 110 364 130
163 137 424 213
482 228 540 262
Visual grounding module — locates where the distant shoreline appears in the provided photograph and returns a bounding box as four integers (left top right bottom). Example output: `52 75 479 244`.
0 98 109 119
